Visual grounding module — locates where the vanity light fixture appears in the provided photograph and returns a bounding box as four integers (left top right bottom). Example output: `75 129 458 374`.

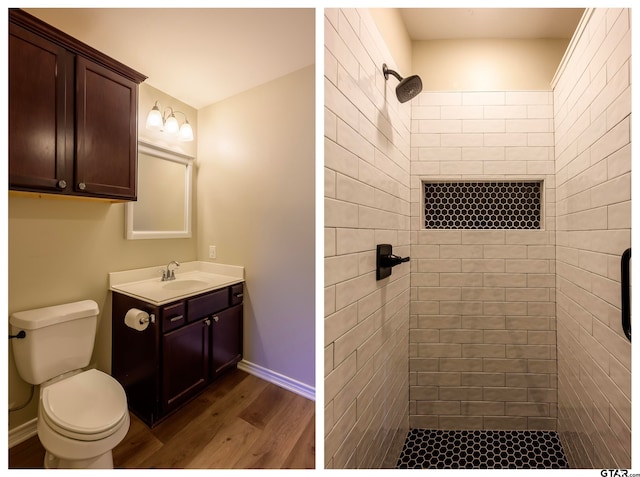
145 101 194 142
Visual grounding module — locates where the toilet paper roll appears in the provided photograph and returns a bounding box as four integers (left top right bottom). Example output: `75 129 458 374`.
124 308 150 331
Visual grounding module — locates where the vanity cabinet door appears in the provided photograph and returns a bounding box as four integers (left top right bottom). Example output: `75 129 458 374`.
211 304 243 379
9 22 73 193
161 317 210 414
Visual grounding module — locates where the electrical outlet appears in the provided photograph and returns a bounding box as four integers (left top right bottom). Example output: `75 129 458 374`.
208 245 216 259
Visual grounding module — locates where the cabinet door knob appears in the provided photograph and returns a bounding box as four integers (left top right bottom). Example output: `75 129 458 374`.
212 315 219 323
78 182 86 190
204 318 211 326
57 180 67 189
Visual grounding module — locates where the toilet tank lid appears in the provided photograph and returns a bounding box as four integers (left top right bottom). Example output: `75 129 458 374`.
10 300 99 330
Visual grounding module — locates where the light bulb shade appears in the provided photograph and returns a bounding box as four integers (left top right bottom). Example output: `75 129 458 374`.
179 121 194 142
146 106 163 130
164 114 179 134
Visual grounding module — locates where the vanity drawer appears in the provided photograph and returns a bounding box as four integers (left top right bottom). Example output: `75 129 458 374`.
230 283 244 306
187 289 228 322
162 302 186 332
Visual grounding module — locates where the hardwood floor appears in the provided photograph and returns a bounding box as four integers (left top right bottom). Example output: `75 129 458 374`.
8 369 315 469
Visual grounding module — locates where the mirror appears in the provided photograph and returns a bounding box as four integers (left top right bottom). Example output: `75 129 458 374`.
126 140 193 239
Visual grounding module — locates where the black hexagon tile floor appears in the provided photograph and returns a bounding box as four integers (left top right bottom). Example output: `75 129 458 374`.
396 429 569 469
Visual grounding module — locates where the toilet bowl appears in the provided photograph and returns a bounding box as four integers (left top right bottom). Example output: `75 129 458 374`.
10 300 130 469
37 369 130 468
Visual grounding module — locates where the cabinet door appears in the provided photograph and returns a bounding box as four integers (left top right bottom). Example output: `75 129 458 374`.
75 56 138 199
9 23 73 192
161 318 210 413
211 304 243 379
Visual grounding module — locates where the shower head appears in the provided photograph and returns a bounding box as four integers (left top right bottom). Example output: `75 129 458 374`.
382 63 423 103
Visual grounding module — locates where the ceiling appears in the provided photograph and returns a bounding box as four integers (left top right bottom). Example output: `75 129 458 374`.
24 8 315 110
23 8 584 109
400 8 585 40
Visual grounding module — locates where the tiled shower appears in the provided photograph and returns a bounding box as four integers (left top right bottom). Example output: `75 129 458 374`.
408 90 558 432
325 7 630 470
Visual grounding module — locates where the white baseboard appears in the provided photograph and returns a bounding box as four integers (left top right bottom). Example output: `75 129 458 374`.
9 418 37 448
237 360 315 401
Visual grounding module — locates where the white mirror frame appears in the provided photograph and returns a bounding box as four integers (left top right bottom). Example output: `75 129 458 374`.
125 139 194 240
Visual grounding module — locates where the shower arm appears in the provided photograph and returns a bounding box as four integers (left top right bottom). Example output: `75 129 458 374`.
383 64 404 82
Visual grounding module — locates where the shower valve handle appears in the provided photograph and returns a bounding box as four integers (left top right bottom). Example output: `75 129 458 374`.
376 244 410 280
382 254 410 267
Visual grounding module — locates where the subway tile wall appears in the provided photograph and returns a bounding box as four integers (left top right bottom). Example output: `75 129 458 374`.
553 8 631 468
325 8 411 468
409 91 558 431
325 6 630 470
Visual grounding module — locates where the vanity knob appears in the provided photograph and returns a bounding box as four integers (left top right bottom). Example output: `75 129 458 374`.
57 180 67 189
212 315 219 323
78 182 86 191
204 318 211 326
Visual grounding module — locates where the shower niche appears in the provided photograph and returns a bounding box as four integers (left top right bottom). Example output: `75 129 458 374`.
423 180 543 230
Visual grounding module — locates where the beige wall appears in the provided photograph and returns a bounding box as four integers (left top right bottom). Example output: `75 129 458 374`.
368 8 569 92
325 8 411 468
196 65 316 389
8 80 198 430
554 8 631 468
8 191 198 430
139 83 198 158
413 39 569 91
369 8 413 76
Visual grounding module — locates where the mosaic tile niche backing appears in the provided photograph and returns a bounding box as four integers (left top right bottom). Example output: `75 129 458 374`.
424 181 542 229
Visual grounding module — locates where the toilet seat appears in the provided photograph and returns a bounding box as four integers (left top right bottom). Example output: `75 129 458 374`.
41 369 128 441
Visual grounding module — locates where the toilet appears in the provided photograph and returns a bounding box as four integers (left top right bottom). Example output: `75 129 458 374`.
10 300 130 469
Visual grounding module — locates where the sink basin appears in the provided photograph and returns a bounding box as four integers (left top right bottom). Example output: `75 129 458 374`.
109 262 244 305
162 279 208 291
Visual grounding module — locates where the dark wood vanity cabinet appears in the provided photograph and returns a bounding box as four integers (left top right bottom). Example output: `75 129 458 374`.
211 305 243 378
162 318 210 414
8 9 146 200
112 283 244 427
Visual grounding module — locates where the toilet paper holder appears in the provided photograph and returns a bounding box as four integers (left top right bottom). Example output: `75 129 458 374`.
124 308 156 332
140 313 155 324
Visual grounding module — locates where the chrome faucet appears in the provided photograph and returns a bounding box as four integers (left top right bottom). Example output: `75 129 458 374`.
162 261 180 281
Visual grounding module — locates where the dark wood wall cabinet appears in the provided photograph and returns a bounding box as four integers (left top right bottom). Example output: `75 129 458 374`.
112 283 244 427
9 9 147 201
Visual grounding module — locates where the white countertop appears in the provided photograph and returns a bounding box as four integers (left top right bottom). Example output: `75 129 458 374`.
109 261 244 305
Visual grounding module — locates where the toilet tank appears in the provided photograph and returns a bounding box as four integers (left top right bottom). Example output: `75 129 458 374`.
10 300 99 385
